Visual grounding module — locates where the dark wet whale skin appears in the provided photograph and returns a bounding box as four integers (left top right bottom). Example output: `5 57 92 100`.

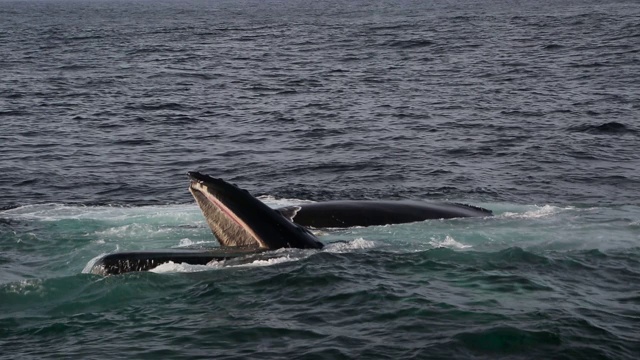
279 200 492 228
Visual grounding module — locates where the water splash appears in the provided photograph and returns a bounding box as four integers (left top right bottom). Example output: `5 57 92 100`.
147 238 377 274
429 235 472 249
500 205 570 219
324 238 376 253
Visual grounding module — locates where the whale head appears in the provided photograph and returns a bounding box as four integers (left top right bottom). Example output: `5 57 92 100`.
188 172 323 250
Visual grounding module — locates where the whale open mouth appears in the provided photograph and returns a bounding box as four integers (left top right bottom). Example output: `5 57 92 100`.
188 172 266 249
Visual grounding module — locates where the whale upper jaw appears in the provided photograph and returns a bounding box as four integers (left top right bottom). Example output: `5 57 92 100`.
188 172 266 248
187 172 323 250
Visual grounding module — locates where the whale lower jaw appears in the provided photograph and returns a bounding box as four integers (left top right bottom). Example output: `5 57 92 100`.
89 248 266 275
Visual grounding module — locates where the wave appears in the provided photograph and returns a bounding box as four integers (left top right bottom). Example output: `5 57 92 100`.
0 196 320 220
149 253 300 274
454 326 562 352
0 203 199 221
429 235 471 249
499 204 571 219
384 39 435 49
568 122 636 135
3 201 639 275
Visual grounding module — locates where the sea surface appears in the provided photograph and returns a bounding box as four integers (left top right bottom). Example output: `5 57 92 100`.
1 0 640 358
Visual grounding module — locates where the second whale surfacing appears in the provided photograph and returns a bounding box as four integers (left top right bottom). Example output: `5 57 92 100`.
278 200 492 228
89 172 491 275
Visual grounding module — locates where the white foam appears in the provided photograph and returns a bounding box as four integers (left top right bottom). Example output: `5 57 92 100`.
92 223 177 239
0 203 199 221
148 254 300 273
148 238 377 274
257 195 315 208
81 252 109 274
429 235 471 249
149 261 216 273
175 238 218 247
234 254 299 268
324 238 376 253
2 279 43 294
0 196 318 221
501 204 569 219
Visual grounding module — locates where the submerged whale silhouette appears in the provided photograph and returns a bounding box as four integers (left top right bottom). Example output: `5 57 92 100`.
88 172 491 275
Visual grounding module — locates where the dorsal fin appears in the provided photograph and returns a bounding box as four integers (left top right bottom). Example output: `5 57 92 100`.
276 206 301 222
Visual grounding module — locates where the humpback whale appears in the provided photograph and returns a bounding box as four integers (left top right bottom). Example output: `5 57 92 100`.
89 172 491 275
89 172 323 275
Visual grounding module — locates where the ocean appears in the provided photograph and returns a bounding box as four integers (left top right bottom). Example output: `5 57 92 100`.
1 0 639 358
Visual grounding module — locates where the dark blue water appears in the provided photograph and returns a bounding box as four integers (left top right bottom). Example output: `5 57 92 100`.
1 0 640 358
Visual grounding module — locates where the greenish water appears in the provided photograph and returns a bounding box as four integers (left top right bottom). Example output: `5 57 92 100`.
1 202 639 359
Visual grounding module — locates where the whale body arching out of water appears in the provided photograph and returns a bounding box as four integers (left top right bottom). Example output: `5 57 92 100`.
278 200 491 228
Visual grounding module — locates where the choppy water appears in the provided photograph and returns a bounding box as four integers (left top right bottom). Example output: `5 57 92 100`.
1 0 639 358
